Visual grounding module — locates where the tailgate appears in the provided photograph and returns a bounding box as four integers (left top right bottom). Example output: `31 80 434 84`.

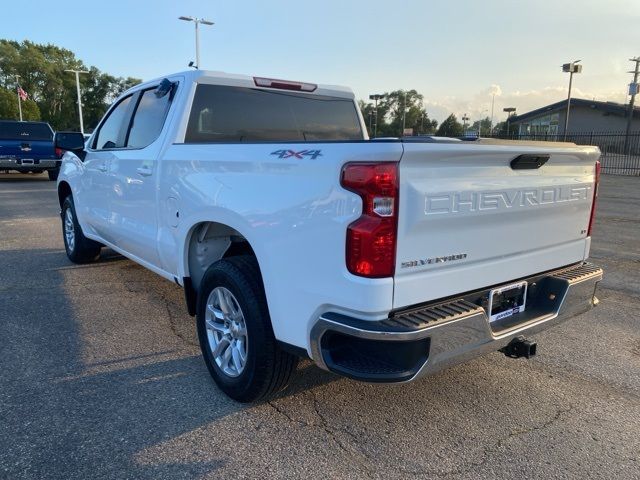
393 141 600 309
0 139 55 160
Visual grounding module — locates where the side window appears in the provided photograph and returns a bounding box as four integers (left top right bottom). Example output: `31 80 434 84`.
94 95 133 150
127 88 172 149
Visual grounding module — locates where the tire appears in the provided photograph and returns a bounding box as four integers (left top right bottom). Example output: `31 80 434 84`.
196 255 298 402
61 196 101 264
48 169 59 181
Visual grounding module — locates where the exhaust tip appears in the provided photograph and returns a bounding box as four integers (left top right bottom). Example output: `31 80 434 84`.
500 336 537 359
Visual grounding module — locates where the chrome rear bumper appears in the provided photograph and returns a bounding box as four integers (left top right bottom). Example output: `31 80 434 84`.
310 262 602 382
0 158 58 170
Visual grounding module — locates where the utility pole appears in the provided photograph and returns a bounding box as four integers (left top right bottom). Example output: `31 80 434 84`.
15 75 22 121
65 69 89 134
625 57 640 153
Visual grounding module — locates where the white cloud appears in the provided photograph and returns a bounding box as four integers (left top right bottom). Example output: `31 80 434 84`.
423 85 628 124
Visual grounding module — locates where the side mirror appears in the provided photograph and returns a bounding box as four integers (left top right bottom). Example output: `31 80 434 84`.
55 131 86 152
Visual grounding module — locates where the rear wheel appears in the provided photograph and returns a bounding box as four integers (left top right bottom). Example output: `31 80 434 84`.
196 255 298 402
61 196 101 263
48 168 59 181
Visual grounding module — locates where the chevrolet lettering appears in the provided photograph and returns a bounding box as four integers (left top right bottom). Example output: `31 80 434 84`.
425 185 592 216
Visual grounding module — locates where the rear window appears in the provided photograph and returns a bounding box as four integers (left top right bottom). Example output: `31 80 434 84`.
185 85 363 143
0 122 53 141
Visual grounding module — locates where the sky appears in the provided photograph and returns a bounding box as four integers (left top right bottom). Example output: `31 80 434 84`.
3 0 639 123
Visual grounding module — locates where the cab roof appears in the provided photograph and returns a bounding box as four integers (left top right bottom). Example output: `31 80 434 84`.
126 70 355 100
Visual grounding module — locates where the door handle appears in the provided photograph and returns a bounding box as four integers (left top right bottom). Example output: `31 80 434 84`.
136 166 153 177
98 163 108 172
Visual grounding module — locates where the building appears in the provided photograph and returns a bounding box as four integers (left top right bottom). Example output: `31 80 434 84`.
509 98 640 136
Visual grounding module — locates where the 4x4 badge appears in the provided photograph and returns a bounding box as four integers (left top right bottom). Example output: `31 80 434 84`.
271 149 322 160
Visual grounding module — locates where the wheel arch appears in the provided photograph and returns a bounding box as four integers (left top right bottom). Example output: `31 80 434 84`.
57 181 72 208
181 219 263 316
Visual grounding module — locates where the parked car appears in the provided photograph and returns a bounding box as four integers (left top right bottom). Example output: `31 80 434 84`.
55 70 603 402
0 120 61 180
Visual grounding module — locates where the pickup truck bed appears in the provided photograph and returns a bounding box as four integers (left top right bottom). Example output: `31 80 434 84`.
55 70 602 401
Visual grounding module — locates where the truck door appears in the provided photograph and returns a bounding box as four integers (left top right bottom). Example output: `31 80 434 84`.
81 94 136 242
106 84 175 268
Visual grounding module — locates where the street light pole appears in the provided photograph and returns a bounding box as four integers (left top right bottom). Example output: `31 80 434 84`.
369 94 384 138
462 113 469 132
562 60 582 141
65 69 89 134
179 16 215 69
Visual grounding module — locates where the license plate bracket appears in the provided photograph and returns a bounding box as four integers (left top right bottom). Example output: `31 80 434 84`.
488 281 528 323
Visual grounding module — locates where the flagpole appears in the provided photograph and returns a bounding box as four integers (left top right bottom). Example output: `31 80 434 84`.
15 75 23 122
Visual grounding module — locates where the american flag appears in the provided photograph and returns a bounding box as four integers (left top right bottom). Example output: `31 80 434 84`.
17 85 28 101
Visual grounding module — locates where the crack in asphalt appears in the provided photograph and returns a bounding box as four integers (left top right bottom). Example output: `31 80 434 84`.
267 392 375 479
413 405 576 479
268 396 575 479
157 294 199 349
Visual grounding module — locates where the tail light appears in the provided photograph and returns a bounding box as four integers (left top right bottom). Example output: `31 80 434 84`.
341 162 399 278
254 77 317 92
55 147 64 158
587 160 601 237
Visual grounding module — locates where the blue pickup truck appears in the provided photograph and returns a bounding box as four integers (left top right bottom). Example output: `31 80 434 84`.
0 120 61 180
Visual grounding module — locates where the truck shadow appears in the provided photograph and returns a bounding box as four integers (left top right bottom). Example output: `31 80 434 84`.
0 172 52 182
0 245 338 479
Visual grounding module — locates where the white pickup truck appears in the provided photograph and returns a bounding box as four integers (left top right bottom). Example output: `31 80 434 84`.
55 70 603 402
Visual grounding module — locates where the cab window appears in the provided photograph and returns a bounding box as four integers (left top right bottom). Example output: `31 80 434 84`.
93 96 133 150
127 88 173 148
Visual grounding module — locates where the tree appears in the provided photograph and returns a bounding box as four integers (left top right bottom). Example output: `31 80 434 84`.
358 99 375 136
436 114 464 137
469 116 492 136
492 121 515 137
359 90 437 137
0 39 141 131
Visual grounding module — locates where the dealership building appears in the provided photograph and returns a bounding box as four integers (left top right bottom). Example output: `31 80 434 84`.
509 98 640 135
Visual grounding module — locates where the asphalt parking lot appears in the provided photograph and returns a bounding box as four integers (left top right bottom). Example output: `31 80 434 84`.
0 173 639 480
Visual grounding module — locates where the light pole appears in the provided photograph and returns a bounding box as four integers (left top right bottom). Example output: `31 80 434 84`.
65 69 89 134
503 107 516 137
562 60 582 141
369 93 384 137
462 113 470 132
179 16 214 69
